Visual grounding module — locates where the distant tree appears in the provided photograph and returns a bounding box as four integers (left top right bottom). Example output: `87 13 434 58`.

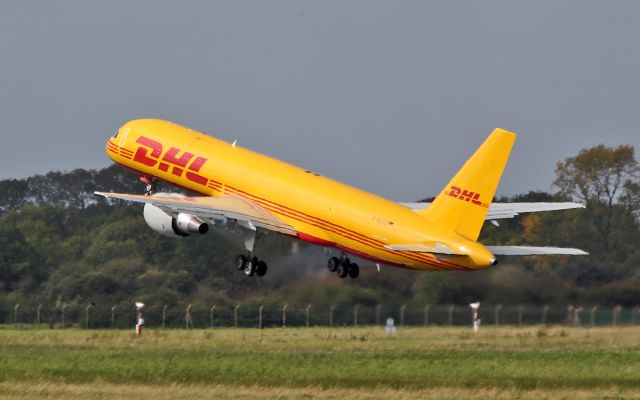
620 180 640 216
554 144 639 251
517 144 640 286
554 144 638 204
0 226 45 291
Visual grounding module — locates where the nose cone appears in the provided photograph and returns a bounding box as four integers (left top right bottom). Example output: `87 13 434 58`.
105 136 119 160
105 124 130 161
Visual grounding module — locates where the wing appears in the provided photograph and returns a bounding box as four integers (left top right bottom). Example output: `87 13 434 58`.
94 192 297 236
485 246 588 256
400 202 585 220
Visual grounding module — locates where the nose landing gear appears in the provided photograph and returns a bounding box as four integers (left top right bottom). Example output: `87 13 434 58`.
328 256 359 279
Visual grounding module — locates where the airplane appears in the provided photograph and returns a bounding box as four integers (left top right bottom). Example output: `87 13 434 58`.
96 119 587 279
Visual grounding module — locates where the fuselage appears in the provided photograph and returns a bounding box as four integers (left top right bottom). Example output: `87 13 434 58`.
106 119 494 271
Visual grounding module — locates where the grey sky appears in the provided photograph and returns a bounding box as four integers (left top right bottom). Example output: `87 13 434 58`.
1 1 639 201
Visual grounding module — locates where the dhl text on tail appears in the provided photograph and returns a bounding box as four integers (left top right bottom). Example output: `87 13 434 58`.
96 119 587 279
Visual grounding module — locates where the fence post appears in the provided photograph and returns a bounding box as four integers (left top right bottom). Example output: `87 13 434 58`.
61 304 67 329
590 306 599 327
400 304 407 326
542 305 549 326
234 304 240 328
573 306 583 327
111 305 117 328
185 304 193 329
566 305 574 326
633 306 640 325
375 304 382 325
258 305 264 329
85 304 92 329
494 304 502 325
423 304 430 326
518 305 523 327
305 304 312 328
353 304 359 327
282 304 288 328
447 305 454 326
162 305 168 329
329 304 336 328
613 305 622 326
210 305 216 328
36 304 43 327
14 304 20 328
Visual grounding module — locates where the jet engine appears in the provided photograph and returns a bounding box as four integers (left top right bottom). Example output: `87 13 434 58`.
143 196 208 237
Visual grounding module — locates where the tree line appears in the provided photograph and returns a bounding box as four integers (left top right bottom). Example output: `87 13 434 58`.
0 144 639 323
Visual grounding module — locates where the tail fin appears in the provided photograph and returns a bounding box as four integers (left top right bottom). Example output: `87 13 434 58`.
418 128 516 241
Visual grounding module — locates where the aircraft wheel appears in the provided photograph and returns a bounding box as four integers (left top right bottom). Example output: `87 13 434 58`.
256 260 268 277
348 263 359 279
336 263 349 278
327 257 339 272
236 254 247 270
244 257 257 276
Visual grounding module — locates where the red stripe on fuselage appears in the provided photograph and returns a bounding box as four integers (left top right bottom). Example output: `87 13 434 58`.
224 186 468 271
113 155 470 271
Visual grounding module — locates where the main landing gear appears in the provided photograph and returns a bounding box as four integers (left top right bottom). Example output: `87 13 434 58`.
328 255 359 279
236 254 268 277
235 226 268 278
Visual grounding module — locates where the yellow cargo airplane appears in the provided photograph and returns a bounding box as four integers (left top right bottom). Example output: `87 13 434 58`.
96 119 586 279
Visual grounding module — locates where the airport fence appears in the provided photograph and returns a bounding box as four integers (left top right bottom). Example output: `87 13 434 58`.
1 302 640 329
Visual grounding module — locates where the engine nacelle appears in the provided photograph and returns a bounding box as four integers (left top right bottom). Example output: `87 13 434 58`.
143 201 208 237
174 212 209 235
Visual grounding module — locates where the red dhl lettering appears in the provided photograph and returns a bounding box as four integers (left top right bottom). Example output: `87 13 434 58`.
132 136 209 186
446 185 485 206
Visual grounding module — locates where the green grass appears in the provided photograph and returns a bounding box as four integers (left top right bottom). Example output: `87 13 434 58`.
0 327 639 398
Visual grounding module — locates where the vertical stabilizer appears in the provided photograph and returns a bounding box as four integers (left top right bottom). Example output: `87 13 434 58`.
418 128 516 241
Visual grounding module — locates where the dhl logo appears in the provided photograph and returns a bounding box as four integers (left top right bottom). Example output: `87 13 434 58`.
445 186 489 208
133 136 209 187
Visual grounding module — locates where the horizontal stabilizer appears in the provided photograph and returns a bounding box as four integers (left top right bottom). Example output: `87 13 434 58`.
486 246 588 256
385 243 467 255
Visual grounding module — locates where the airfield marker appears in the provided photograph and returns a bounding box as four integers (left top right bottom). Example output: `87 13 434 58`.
385 318 396 334
135 302 145 336
470 302 480 333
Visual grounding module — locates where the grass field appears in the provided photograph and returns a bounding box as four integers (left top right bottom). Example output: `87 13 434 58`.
1 326 639 399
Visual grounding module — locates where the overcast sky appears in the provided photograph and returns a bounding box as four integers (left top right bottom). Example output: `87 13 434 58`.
1 1 639 201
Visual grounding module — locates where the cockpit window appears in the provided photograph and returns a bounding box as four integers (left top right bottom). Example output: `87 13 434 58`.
113 130 119 139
